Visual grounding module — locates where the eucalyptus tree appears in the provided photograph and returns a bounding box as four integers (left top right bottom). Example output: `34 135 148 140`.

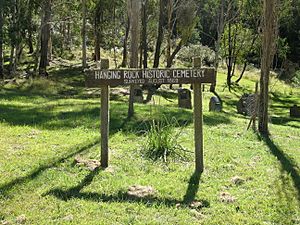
213 0 261 90
259 0 278 135
39 0 52 76
127 0 141 117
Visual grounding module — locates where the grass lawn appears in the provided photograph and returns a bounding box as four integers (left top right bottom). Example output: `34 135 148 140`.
0 64 299 224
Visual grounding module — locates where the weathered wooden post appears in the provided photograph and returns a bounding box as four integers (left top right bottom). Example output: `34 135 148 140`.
100 59 109 168
193 57 204 173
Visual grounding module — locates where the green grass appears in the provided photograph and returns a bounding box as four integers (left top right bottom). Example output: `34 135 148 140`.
0 64 299 224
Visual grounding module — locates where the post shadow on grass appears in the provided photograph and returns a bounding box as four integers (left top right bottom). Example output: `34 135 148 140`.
257 134 300 203
47 170 209 209
183 171 206 204
0 140 99 195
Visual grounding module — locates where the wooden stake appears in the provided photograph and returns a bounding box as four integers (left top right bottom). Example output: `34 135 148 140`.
100 59 109 168
193 58 204 173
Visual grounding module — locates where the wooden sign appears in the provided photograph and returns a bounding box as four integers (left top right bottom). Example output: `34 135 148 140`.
86 58 216 174
85 68 216 87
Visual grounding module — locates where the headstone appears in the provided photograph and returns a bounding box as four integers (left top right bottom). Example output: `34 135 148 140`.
237 94 256 116
178 88 192 109
133 87 144 103
290 105 300 118
209 96 222 112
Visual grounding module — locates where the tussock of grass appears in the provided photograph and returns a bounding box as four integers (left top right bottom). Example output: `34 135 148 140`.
142 117 190 162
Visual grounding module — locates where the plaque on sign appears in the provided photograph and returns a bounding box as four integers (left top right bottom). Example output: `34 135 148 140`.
86 68 216 87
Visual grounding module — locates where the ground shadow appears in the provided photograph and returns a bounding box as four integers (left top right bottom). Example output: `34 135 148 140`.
0 140 99 195
46 170 209 209
271 116 300 129
0 93 231 133
183 172 202 204
50 65 86 88
258 134 300 204
271 92 300 106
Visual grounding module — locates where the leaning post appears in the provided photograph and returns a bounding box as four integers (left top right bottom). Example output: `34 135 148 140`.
100 59 109 168
193 57 204 174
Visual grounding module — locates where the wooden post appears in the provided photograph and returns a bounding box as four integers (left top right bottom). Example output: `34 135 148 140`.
100 59 109 168
193 57 204 173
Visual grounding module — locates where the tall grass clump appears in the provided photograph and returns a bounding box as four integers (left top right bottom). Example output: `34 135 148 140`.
142 117 190 162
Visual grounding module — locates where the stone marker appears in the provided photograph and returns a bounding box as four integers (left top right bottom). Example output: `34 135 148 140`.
178 88 192 109
290 105 300 118
237 94 256 116
133 87 144 103
209 96 222 112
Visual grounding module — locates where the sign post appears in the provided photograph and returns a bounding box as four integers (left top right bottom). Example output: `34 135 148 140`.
86 57 216 173
100 59 109 168
193 58 204 173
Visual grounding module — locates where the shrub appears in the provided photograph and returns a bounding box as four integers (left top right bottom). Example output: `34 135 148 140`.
177 44 215 66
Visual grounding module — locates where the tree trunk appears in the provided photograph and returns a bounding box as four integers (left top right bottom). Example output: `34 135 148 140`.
94 16 101 61
214 0 224 70
141 0 148 69
0 4 3 79
28 32 34 54
14 0 21 73
47 32 52 65
82 0 87 68
153 0 164 68
145 0 164 101
39 0 52 77
9 0 17 76
226 21 233 91
94 1 102 62
259 0 277 135
166 0 172 67
121 17 130 67
128 0 140 118
66 21 71 50
27 3 34 54
33 10 43 74
235 61 247 84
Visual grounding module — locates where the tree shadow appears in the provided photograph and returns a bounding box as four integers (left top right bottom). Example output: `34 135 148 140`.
1 83 232 133
271 116 300 129
50 65 85 88
204 113 232 126
46 170 209 209
257 134 300 205
0 140 99 195
271 92 300 106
